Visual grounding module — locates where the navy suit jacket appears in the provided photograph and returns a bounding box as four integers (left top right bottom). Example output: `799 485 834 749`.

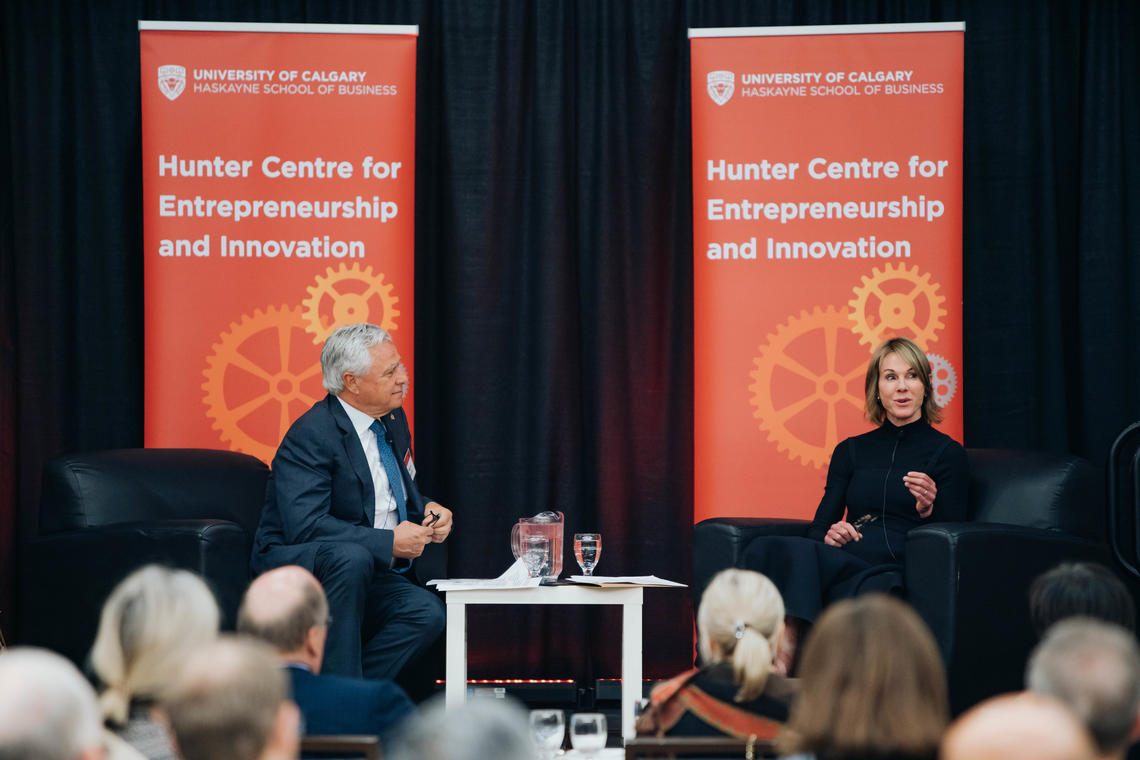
287 665 414 738
251 395 438 577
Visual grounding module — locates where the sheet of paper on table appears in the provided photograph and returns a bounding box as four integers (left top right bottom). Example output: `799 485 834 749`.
566 575 686 587
426 558 541 591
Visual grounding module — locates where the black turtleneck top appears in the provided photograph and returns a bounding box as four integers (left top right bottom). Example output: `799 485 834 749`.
805 418 969 565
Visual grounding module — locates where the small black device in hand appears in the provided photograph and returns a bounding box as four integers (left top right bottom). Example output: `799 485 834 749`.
427 510 441 526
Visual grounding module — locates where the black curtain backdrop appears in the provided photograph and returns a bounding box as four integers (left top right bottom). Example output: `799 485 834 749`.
2 0 1138 680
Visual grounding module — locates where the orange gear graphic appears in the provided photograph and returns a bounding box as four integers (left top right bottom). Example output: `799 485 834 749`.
301 263 400 344
847 263 946 349
749 306 869 469
202 305 326 462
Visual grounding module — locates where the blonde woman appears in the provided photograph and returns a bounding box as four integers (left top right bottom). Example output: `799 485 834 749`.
743 337 969 672
636 569 794 739
90 565 220 760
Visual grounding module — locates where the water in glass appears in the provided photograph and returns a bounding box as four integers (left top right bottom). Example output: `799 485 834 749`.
573 533 601 576
570 712 607 755
529 709 564 758
522 535 551 578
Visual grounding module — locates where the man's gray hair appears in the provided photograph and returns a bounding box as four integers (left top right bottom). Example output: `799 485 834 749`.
0 647 104 760
386 695 534 760
321 323 392 395
1027 617 1140 755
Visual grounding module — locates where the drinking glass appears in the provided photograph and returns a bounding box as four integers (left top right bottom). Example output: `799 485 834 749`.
529 709 564 759
522 535 552 578
573 533 601 576
570 712 607 756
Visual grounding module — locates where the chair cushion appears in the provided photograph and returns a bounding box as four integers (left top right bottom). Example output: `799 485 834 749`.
40 448 268 535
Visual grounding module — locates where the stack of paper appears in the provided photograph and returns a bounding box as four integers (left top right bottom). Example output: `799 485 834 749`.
566 575 686 587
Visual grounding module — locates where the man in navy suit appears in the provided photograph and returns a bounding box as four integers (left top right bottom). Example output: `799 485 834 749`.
251 323 452 682
238 566 415 740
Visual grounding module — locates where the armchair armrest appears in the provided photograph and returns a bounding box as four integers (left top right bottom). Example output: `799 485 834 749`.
693 518 810 606
19 519 251 664
905 522 1111 714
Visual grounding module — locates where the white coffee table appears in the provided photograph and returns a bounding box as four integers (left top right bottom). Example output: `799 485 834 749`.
444 585 644 739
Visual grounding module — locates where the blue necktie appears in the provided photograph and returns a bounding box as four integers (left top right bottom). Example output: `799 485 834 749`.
369 419 408 525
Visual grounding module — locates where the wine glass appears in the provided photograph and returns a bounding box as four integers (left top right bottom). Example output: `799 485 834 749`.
573 533 601 576
522 535 551 578
529 709 564 759
570 712 607 756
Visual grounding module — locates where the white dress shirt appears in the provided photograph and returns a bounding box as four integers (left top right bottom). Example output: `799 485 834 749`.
336 396 405 530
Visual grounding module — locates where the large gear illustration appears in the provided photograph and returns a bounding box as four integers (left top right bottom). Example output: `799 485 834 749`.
302 262 400 344
847 263 946 349
927 353 958 409
749 306 869 469
202 305 325 462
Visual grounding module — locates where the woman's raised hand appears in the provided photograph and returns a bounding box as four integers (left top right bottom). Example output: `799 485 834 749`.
903 471 937 518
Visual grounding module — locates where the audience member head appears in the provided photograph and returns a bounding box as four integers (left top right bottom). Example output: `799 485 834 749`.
90 564 220 726
386 695 532 760
164 636 299 760
0 647 105 760
320 323 391 395
1026 618 1140 759
864 336 942 424
777 593 948 759
1029 562 1135 638
941 692 1096 760
697 568 784 701
238 565 330 672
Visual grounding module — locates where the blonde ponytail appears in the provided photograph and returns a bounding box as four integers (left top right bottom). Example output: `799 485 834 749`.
90 566 220 725
731 624 774 701
697 570 785 702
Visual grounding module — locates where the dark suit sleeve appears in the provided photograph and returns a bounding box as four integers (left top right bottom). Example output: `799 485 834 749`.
367 681 416 738
273 423 394 565
807 438 854 541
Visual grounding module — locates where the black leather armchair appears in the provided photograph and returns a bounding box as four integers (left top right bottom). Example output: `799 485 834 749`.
19 448 269 665
693 448 1111 714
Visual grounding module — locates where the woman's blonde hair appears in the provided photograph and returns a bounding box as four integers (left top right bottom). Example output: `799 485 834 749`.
90 565 220 726
864 337 942 425
777 594 948 758
696 569 784 702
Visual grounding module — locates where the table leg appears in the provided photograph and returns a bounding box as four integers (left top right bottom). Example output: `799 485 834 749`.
621 595 643 740
445 600 467 710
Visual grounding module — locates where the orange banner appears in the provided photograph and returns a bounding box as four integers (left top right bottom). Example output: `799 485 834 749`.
140 22 417 462
691 23 964 522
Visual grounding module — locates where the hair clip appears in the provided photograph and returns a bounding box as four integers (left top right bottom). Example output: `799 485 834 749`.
734 622 747 639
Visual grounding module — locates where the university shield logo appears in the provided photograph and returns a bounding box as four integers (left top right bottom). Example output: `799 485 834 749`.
707 70 734 106
158 65 186 101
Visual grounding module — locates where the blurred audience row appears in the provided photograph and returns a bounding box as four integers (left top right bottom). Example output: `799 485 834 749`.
0 563 419 760
0 559 1137 760
635 560 1138 760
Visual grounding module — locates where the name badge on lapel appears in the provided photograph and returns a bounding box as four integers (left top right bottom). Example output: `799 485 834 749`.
404 449 416 480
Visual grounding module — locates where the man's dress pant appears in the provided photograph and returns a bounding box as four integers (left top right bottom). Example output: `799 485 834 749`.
313 541 445 680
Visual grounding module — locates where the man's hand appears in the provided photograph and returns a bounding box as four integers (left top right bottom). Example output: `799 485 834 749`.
392 521 434 558
423 502 453 543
